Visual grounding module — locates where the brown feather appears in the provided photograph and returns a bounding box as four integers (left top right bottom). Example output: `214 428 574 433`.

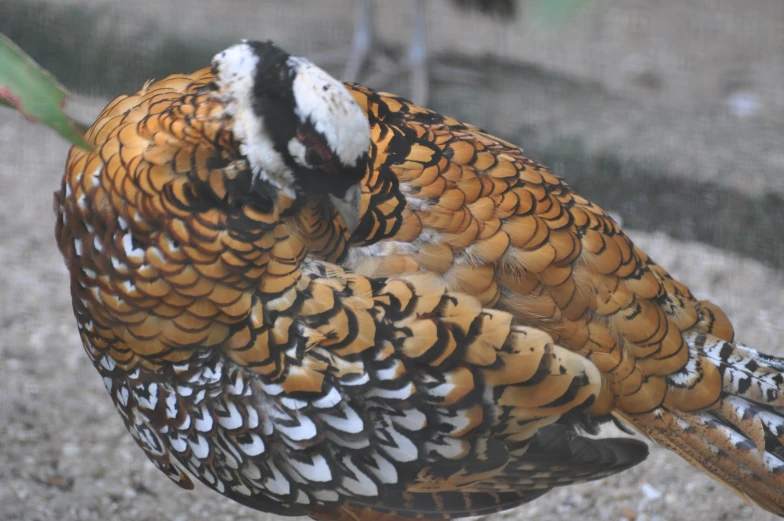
54 55 784 521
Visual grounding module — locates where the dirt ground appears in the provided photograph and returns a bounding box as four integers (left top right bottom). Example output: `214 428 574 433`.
2 1 784 520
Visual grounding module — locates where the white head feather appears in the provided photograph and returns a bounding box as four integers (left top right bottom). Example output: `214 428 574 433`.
286 56 370 168
210 41 370 201
211 41 294 196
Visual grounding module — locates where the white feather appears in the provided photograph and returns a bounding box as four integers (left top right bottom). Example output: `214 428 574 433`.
264 462 291 495
276 413 318 441
375 360 403 381
391 407 427 431
295 489 311 504
313 489 339 502
135 383 158 410
340 456 378 497
288 56 370 167
231 483 252 496
100 355 116 371
325 431 371 450
379 426 418 462
366 382 415 400
217 401 244 430
168 432 188 453
367 452 399 484
243 461 263 481
227 370 245 395
426 437 466 459
246 405 259 429
188 434 210 460
121 233 144 261
319 405 364 434
194 405 214 432
117 214 129 231
165 393 178 419
312 386 342 409
212 42 294 196
287 454 333 483
236 433 266 456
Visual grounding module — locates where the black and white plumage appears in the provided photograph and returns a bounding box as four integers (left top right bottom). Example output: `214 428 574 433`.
213 40 369 230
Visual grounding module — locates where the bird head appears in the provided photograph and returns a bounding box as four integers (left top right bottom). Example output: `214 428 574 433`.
211 40 369 232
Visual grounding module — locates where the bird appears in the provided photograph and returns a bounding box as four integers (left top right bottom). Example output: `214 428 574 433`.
314 0 515 106
55 40 647 521
52 39 784 520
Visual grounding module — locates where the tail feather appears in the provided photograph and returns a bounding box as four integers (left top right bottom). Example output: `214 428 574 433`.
618 331 784 516
621 405 784 516
741 347 784 373
694 333 784 407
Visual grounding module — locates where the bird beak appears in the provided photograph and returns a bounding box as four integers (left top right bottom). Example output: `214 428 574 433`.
328 184 362 235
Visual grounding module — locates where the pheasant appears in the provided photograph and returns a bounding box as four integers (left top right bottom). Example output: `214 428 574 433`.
53 40 784 520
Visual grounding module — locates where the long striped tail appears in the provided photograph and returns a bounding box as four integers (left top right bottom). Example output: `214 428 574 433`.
618 331 784 516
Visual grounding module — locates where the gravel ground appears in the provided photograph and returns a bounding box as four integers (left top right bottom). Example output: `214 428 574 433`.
2 89 784 521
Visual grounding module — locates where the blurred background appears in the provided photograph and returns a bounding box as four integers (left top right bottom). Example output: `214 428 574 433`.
4 0 784 266
1 1 784 520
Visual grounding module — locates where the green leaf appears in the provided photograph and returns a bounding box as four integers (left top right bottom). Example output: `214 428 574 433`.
0 33 91 150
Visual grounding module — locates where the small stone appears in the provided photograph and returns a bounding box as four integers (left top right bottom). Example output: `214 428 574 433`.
727 91 761 118
62 442 81 457
640 483 662 501
621 506 638 520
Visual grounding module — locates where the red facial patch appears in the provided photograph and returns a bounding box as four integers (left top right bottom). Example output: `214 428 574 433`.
296 127 337 173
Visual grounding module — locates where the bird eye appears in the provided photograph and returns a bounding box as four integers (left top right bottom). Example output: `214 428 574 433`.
306 146 327 168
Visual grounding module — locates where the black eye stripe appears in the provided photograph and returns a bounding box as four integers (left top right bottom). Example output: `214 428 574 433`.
306 147 326 167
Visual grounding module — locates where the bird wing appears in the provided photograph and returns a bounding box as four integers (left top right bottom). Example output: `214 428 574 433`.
344 82 736 417
337 84 784 514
